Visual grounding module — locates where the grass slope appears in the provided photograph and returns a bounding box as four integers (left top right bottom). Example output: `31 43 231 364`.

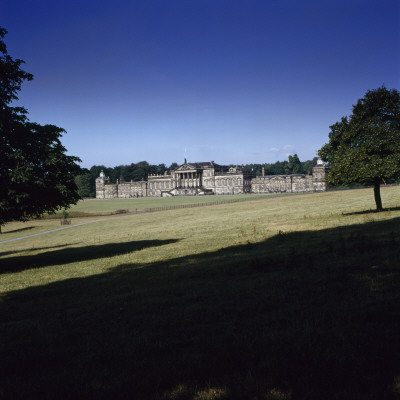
69 194 265 213
50 194 284 217
1 187 400 399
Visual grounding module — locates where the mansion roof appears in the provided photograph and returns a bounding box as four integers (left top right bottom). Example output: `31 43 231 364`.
176 161 251 174
176 161 224 170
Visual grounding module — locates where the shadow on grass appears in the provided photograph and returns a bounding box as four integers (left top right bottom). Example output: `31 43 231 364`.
0 239 179 274
1 218 400 399
0 242 81 258
2 226 37 234
343 206 400 216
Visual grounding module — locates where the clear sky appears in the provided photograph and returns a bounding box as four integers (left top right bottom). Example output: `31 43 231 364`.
2 0 400 169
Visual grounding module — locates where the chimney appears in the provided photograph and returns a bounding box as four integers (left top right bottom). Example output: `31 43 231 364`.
262 167 265 177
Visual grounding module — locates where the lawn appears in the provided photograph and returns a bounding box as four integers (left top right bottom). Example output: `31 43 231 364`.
62 193 289 214
1 187 400 399
71 193 254 211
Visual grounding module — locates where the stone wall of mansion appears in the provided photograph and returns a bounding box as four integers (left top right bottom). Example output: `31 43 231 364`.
95 160 328 198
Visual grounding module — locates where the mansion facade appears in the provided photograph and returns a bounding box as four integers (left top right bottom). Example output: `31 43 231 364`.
96 159 328 198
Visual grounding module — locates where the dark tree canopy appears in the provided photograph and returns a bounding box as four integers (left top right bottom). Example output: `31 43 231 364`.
319 87 400 211
286 154 303 174
239 155 311 177
0 27 81 230
0 28 33 111
74 172 92 198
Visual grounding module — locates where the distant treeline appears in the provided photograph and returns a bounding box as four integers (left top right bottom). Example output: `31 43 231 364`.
75 155 318 198
237 154 318 177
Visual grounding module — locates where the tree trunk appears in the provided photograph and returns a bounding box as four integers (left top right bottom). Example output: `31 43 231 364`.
374 178 383 211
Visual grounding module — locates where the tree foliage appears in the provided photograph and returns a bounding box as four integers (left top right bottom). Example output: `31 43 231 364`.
238 154 313 177
286 154 302 174
0 27 81 230
319 87 400 211
74 172 92 198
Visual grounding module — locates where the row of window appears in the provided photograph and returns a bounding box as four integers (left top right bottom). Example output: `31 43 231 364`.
253 183 290 189
150 181 172 189
216 187 242 193
252 183 309 191
149 178 247 189
149 177 256 190
212 178 242 186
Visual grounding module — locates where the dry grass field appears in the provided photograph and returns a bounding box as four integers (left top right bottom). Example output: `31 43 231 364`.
1 187 400 399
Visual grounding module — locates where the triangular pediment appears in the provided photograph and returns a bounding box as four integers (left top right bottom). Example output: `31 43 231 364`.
173 161 222 172
175 163 199 171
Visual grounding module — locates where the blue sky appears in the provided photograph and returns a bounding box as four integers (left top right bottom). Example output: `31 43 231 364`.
2 0 399 168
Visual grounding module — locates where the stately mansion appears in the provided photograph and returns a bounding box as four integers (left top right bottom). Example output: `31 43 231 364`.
95 159 328 198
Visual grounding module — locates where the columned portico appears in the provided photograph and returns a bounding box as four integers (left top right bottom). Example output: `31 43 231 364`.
174 169 202 189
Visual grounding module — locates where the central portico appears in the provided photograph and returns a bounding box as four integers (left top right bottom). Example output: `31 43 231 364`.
147 160 254 197
174 161 203 190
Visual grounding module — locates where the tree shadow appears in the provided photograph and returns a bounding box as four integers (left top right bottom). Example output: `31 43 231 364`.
0 242 81 258
0 239 180 274
343 206 400 216
2 226 36 234
1 218 400 399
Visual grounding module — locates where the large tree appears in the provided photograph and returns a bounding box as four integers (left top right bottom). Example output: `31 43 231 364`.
0 27 81 232
285 154 303 174
319 87 400 211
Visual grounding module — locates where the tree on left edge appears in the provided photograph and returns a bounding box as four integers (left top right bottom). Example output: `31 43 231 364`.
0 27 82 233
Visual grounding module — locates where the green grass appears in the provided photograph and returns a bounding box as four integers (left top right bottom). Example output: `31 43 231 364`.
71 194 256 211
54 193 296 216
1 187 400 399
